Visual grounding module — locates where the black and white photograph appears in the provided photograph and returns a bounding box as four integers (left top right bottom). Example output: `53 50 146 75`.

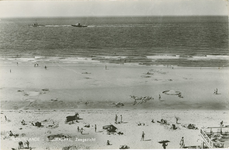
0 0 228 149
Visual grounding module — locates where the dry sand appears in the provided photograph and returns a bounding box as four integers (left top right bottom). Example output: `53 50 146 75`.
0 59 229 149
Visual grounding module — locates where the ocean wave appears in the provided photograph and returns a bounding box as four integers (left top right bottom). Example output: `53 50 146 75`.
147 55 180 59
44 25 71 27
1 54 229 67
187 55 229 60
98 56 127 59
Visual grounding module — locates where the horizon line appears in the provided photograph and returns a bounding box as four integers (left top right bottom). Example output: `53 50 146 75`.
1 15 228 19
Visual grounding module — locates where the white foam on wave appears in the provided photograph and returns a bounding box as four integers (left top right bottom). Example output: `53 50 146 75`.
188 55 229 60
51 57 99 64
99 56 127 59
14 58 36 62
147 55 180 59
1 56 101 64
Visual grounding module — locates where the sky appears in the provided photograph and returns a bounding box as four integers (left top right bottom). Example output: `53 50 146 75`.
0 0 228 18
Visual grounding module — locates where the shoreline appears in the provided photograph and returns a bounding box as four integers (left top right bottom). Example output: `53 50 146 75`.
0 55 229 67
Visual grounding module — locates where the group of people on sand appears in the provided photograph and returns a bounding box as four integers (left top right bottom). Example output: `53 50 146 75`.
139 131 185 149
77 126 84 134
34 63 39 67
160 137 184 149
34 63 47 69
18 140 30 150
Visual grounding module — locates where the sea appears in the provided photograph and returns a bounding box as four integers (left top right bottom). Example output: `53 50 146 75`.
0 16 228 67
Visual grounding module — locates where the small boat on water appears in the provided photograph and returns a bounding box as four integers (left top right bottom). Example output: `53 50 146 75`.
31 23 44 27
32 23 39 27
71 23 87 27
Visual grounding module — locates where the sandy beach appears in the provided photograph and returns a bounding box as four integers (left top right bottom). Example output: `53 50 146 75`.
1 58 229 149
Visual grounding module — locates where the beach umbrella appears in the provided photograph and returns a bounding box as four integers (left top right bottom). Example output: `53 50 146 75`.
158 140 170 144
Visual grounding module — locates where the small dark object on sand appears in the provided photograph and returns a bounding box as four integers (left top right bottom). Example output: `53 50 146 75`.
171 124 178 130
182 124 198 130
35 122 42 127
62 146 77 150
117 132 123 135
120 145 129 149
103 125 117 132
84 124 90 128
47 134 70 141
42 89 49 91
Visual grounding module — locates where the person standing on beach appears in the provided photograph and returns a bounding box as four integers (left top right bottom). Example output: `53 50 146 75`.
115 114 118 123
141 131 145 141
162 142 168 149
159 94 161 100
180 137 185 148
107 140 111 145
9 131 13 136
25 140 29 149
220 121 224 127
77 126 80 132
18 141 24 149
4 115 7 121
220 121 224 134
80 128 83 134
95 124 97 132
45 66 47 69
175 117 180 124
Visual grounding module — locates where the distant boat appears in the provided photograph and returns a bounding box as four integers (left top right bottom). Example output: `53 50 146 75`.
31 23 44 27
71 23 87 27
